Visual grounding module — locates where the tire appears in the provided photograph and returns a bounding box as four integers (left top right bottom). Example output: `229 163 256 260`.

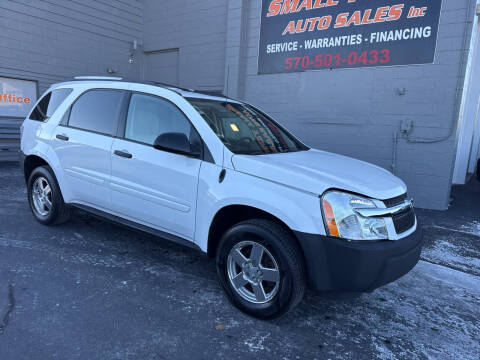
27 165 71 225
216 219 306 320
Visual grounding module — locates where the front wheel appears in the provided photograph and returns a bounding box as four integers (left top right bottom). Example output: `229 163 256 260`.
216 219 306 319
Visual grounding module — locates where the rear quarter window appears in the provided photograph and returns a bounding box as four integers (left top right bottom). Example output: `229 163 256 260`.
29 88 72 122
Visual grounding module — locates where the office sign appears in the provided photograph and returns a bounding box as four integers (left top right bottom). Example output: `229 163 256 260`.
0 77 37 117
258 0 442 74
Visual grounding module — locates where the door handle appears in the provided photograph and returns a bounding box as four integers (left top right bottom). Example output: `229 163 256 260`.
56 134 69 141
114 150 132 159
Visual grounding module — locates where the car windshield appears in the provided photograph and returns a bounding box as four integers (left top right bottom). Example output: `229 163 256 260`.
187 98 307 155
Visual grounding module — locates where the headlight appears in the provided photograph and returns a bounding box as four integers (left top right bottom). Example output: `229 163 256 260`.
321 191 388 241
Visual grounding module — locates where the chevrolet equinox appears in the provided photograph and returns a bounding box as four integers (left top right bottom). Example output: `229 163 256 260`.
20 77 423 319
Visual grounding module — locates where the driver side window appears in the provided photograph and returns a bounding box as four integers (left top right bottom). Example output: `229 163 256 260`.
125 93 193 146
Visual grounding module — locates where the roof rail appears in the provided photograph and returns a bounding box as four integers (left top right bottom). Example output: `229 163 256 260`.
191 89 233 99
142 81 199 96
68 77 237 100
73 76 123 81
140 81 184 95
150 82 195 92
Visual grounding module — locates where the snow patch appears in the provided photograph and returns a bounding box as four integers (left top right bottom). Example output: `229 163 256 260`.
244 333 271 352
422 239 480 276
459 221 480 236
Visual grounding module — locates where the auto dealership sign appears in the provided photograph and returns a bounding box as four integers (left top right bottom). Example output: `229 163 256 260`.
258 0 442 74
0 77 37 117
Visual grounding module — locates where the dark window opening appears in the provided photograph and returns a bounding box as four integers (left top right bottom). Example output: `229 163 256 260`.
29 88 73 122
68 90 124 136
29 92 51 122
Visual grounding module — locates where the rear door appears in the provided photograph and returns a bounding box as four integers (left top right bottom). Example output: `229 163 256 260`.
109 92 202 240
52 89 127 210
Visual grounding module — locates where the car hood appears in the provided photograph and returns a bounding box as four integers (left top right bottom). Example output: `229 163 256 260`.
231 149 406 200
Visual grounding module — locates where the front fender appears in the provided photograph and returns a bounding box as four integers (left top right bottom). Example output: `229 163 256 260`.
194 163 326 252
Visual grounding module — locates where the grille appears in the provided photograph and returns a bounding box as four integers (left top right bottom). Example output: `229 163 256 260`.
383 193 407 208
392 207 416 234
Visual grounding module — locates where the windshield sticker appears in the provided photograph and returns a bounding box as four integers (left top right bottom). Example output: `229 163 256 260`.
225 103 282 153
241 106 290 153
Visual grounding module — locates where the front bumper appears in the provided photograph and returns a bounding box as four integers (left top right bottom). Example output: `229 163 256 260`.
294 226 423 293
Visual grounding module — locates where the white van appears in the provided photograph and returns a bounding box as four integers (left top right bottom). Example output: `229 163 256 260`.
20 77 422 319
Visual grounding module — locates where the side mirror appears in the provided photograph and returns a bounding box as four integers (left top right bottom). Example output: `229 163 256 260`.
153 132 201 158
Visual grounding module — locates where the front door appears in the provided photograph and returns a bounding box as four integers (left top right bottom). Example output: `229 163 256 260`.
110 92 202 240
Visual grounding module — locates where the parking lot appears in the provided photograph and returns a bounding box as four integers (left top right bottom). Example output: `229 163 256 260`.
0 162 479 360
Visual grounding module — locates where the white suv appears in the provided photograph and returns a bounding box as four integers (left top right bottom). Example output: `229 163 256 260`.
20 77 422 319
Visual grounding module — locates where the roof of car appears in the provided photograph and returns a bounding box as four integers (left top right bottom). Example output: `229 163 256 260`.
52 76 241 103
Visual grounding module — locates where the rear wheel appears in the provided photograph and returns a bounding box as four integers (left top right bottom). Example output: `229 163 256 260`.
216 219 306 319
27 166 70 225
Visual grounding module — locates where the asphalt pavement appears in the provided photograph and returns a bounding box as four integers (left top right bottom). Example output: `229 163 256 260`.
0 162 479 360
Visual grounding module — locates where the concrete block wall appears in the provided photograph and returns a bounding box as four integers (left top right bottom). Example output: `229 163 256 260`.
143 0 228 91
0 0 143 93
0 0 475 209
228 0 477 210
0 0 143 161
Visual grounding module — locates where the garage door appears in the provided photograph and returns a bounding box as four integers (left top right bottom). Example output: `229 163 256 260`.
144 49 179 86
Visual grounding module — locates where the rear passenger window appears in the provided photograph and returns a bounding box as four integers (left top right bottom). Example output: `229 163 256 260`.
29 88 72 121
68 90 124 135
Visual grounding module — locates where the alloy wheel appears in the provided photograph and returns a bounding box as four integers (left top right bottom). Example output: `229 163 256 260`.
227 241 281 304
32 176 52 217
